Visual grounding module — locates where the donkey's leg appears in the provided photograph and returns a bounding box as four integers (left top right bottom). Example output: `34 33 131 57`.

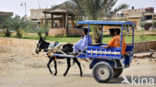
47 57 53 75
63 58 71 76
73 58 83 76
54 58 57 76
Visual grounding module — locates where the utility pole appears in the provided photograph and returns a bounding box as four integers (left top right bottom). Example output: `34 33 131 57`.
24 2 27 21
21 2 27 21
38 0 41 9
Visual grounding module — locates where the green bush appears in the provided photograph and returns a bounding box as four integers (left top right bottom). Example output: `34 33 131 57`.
139 21 146 40
0 16 12 37
36 25 49 37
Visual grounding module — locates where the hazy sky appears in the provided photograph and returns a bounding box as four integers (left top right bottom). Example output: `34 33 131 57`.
0 0 156 17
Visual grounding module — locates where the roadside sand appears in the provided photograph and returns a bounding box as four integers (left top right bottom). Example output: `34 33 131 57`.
0 44 156 87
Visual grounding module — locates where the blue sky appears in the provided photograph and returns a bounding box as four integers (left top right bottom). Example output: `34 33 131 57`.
0 0 156 17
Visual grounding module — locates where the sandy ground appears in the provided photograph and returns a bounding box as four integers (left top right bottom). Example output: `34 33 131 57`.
0 45 156 87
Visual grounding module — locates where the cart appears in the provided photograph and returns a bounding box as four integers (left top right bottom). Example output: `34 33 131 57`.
53 20 135 83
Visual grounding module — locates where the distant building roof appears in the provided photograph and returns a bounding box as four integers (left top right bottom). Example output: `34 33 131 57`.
29 2 74 21
121 9 145 18
29 8 51 20
145 7 154 13
43 8 73 15
43 2 74 16
0 11 13 17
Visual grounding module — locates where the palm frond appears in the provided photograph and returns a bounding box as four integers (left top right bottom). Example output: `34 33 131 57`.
50 0 129 43
113 4 128 13
108 3 128 17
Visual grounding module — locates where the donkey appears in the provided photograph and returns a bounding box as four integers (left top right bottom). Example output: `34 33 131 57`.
35 37 83 76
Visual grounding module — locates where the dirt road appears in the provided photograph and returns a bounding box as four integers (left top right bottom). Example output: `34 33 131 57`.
0 45 156 87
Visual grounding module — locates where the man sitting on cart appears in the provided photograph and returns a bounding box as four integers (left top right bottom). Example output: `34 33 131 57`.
71 28 92 55
109 28 115 37
102 28 127 55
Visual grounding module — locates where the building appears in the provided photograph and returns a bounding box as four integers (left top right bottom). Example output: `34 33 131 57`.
29 8 50 24
0 11 13 32
29 3 82 36
0 11 13 17
42 8 82 36
113 7 156 30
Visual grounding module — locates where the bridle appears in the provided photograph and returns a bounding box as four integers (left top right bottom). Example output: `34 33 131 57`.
36 41 43 53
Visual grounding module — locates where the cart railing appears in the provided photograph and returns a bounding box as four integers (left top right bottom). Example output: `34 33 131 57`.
86 46 122 59
125 45 134 65
86 45 134 60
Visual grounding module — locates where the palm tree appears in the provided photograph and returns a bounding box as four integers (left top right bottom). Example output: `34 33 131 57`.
9 16 22 37
10 16 30 38
81 0 128 43
52 0 128 43
51 0 85 20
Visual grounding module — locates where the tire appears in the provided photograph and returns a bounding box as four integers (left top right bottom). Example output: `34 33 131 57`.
113 68 123 78
92 62 114 83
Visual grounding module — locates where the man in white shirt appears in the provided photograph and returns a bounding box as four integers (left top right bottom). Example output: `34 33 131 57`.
72 28 92 55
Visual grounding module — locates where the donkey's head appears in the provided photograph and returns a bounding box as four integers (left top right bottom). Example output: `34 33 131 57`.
35 37 49 54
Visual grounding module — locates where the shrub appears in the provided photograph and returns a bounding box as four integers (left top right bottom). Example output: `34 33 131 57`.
37 25 49 37
0 16 12 37
139 21 146 40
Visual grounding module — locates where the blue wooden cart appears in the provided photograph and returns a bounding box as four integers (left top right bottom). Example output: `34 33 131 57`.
77 20 135 82
53 20 135 83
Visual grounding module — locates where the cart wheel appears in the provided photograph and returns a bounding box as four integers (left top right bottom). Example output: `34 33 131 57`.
113 68 123 78
92 62 114 83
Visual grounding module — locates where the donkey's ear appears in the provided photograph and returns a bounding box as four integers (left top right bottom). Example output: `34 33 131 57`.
39 36 43 42
43 35 47 41
40 36 43 40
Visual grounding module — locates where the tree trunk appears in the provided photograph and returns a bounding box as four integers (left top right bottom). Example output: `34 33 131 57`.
16 29 22 38
5 29 11 37
3 28 11 37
